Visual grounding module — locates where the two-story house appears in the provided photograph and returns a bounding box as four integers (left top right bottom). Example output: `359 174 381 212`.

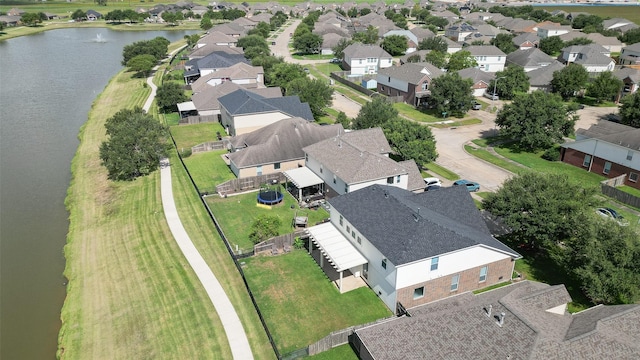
342 43 394 75
376 62 444 107
189 62 264 88
536 24 572 39
305 184 520 312
620 42 640 66
466 45 507 73
561 44 614 73
506 48 555 72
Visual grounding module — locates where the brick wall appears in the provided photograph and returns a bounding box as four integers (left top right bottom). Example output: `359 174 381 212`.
561 148 640 190
396 257 514 309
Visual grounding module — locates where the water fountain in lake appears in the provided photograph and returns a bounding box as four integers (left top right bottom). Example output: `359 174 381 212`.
93 33 106 43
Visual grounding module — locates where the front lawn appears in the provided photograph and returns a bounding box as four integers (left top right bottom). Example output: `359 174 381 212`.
170 122 226 150
432 118 482 128
423 162 459 181
205 191 329 252
393 103 439 123
182 150 235 194
242 251 392 355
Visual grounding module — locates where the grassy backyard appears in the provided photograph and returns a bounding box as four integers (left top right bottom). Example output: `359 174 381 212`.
242 251 392 355
169 122 225 150
182 150 235 194
205 191 329 252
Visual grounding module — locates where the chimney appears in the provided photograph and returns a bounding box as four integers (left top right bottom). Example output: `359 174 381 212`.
498 312 505 327
485 304 492 317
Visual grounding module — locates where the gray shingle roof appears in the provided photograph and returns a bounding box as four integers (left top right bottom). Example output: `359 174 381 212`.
355 281 640 360
191 82 280 112
378 62 444 83
228 118 343 168
218 88 313 120
624 42 640 53
614 67 640 83
574 122 640 151
506 48 555 68
527 60 564 87
185 51 249 77
328 185 520 266
458 67 495 85
512 32 539 46
465 45 506 57
343 43 392 59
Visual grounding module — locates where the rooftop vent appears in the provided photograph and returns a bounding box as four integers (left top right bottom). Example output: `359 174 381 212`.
484 304 492 318
497 312 505 327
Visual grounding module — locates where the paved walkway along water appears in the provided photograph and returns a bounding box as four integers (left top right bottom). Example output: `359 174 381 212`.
143 50 254 359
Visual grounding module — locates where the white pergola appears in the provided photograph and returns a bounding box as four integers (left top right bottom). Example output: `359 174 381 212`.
177 101 197 117
283 167 324 201
306 222 368 293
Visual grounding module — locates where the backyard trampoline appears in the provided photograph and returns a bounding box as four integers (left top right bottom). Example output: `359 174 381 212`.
257 185 284 205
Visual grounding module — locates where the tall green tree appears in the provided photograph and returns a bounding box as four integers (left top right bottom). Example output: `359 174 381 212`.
352 25 379 45
184 34 200 48
551 64 589 100
200 17 212 30
424 50 448 68
539 36 564 55
250 55 282 74
587 71 623 104
483 172 597 251
381 35 408 56
445 50 477 71
285 77 334 119
490 66 529 100
71 9 86 21
335 111 351 129
266 62 307 89
332 38 353 59
121 37 169 65
427 73 475 116
619 92 640 128
353 97 398 129
99 108 168 181
237 34 269 51
619 28 640 45
490 33 517 54
418 36 447 52
495 91 577 151
292 32 322 54
571 14 603 29
21 12 42 26
126 54 156 77
248 21 271 38
156 82 187 113
383 118 437 165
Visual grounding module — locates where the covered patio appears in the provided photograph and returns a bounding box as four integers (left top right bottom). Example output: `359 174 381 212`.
306 222 368 293
283 167 325 207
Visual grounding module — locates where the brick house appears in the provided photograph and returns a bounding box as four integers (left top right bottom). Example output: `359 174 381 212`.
305 184 520 312
560 122 640 189
376 62 444 106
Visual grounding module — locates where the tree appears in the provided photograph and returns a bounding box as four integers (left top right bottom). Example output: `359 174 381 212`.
445 50 477 71
21 12 42 26
619 28 640 45
427 73 475 116
619 92 640 128
490 33 517 54
418 36 447 52
71 9 86 21
563 37 592 46
121 37 169 65
184 34 200 49
353 97 398 130
381 35 408 56
352 25 378 45
248 215 281 244
266 62 307 89
95 0 107 6
123 9 141 23
490 66 529 100
99 108 168 181
539 36 564 55
250 21 271 38
162 11 183 26
405 53 422 63
424 16 449 30
482 172 597 252
383 118 437 165
156 82 188 113
126 54 156 77
332 38 353 60
285 77 334 119
347 7 358 18
237 34 269 51
424 50 448 69
495 91 577 151
571 14 602 29
105 9 125 23
200 17 212 30
551 64 589 100
251 55 282 74
360 8 371 16
587 71 623 104
335 111 351 129
293 32 322 54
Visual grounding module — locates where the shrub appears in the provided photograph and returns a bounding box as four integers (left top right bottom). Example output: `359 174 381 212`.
542 146 560 161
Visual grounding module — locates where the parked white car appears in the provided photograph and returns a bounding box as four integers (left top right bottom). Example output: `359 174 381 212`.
423 177 442 188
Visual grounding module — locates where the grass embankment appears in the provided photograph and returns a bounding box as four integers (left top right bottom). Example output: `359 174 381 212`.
242 251 392 355
58 69 274 359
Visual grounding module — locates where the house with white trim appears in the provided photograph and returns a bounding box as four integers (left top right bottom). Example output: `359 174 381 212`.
620 42 640 66
466 45 506 73
305 184 521 312
342 43 393 75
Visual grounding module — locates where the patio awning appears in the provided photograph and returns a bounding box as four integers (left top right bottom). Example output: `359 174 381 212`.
284 167 324 188
177 101 197 112
306 222 368 272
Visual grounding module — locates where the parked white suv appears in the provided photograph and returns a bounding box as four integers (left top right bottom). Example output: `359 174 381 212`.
423 177 442 187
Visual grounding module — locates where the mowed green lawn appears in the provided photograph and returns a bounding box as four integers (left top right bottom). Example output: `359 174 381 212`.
206 191 329 252
242 251 392 354
170 122 225 150
182 150 235 194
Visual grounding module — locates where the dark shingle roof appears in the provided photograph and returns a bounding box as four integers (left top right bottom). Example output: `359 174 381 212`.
506 48 555 68
355 281 640 360
218 88 313 120
465 45 506 57
575 122 640 150
328 185 520 266
377 63 444 83
527 60 564 87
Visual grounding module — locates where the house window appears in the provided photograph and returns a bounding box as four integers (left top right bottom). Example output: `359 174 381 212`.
274 162 281 170
359 59 363 64
583 154 591 168
479 266 488 282
627 150 634 161
381 85 385 91
351 231 356 238
630 172 638 183
346 225 351 233
430 257 439 271
333 174 337 184
413 286 425 300
388 77 391 82
305 154 308 162
421 82 428 91
256 165 262 176
339 215 343 226
357 236 361 244
451 274 460 291
387 176 394 184
344 184 348 193
396 175 401 183
382 258 387 269
603 161 612 175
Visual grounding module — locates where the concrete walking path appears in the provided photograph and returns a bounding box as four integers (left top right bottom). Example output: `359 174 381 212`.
160 159 254 360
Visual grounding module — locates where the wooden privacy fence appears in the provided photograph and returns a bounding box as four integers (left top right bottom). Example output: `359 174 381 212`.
600 174 640 209
179 115 218 125
305 316 396 357
216 173 287 196
330 71 376 96
191 140 227 154
254 230 307 255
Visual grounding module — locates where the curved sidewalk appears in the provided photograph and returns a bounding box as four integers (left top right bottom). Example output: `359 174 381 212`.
160 159 254 360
